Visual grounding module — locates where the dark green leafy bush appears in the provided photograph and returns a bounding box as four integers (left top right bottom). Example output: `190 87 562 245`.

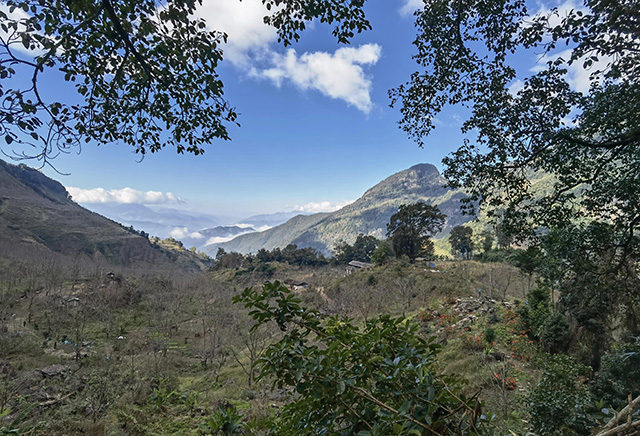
591 339 640 410
235 281 494 435
528 354 594 435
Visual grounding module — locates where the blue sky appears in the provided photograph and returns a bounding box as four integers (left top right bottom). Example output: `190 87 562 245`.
9 0 589 219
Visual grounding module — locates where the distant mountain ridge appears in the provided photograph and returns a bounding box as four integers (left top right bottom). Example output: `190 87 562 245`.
240 211 309 229
0 159 210 271
85 202 224 239
80 203 305 250
208 164 472 255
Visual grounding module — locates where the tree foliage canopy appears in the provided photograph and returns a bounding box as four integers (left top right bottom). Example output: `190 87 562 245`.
384 0 640 359
333 233 379 264
390 0 640 243
449 225 474 259
386 203 446 262
0 0 372 164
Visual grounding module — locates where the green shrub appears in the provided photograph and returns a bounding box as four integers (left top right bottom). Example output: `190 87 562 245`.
203 405 245 435
528 354 594 435
540 312 570 354
483 327 496 344
371 241 393 265
591 339 640 409
256 262 275 278
235 281 495 435
520 286 551 340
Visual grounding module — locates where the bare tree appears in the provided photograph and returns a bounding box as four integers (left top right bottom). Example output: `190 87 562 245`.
395 276 418 318
485 266 515 300
231 320 272 387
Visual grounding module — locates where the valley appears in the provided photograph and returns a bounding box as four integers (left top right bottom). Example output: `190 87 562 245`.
1 159 638 436
1 0 638 434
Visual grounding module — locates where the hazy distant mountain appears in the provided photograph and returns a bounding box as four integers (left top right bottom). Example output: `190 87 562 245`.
0 159 211 271
204 213 330 254
208 164 473 255
239 211 309 228
85 202 224 238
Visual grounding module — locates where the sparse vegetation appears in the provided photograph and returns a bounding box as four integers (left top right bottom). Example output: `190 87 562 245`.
1 247 637 435
2 0 637 433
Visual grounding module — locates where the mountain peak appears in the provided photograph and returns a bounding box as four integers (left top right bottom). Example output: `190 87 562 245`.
0 159 71 204
408 163 440 176
211 162 470 255
360 163 446 203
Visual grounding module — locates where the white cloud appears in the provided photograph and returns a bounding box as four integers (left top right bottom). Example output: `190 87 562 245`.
192 1 383 112
531 48 611 94
527 0 585 31
234 223 257 229
193 0 276 66
0 3 44 55
233 223 273 232
204 225 271 246
169 227 189 239
508 79 525 95
294 200 354 214
399 0 423 16
524 0 614 94
566 55 611 94
68 187 183 204
259 44 382 113
205 236 236 245
169 228 206 239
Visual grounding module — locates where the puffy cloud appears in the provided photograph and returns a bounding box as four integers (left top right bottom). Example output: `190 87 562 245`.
192 1 382 112
169 227 189 239
193 0 276 66
68 187 183 204
169 228 206 240
259 44 382 113
508 79 525 95
565 55 611 94
399 0 424 16
294 200 354 214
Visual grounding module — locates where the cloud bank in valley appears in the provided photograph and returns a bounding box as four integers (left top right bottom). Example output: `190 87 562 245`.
169 227 206 240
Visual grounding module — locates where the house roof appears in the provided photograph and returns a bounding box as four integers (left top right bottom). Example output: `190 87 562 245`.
348 260 372 269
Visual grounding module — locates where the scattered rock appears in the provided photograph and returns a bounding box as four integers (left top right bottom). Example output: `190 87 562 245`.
37 364 70 378
489 351 506 361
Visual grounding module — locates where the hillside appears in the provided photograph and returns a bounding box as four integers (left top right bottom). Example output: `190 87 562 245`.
0 159 210 272
208 163 473 255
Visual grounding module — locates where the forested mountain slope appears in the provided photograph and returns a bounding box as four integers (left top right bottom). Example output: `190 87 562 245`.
209 163 472 255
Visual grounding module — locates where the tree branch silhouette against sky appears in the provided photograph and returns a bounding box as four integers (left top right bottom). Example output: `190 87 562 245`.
3 0 633 222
